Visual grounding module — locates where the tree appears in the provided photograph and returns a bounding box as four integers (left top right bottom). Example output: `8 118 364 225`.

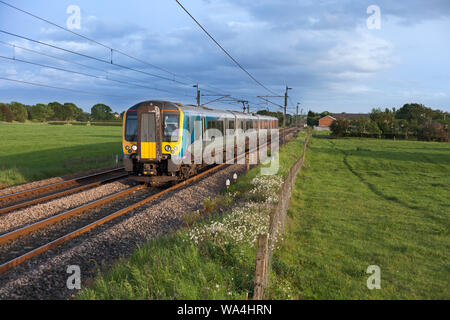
398 119 410 140
63 103 82 121
307 111 320 126
0 103 5 121
9 102 27 122
420 121 448 142
76 112 90 122
330 119 350 137
353 118 371 137
0 103 15 122
370 108 395 136
366 121 382 138
48 102 64 120
91 104 114 121
396 103 433 124
30 104 54 122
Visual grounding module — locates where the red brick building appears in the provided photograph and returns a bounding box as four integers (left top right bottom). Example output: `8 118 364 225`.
318 115 336 128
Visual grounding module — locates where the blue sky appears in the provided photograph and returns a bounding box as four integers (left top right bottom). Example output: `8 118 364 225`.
0 0 449 114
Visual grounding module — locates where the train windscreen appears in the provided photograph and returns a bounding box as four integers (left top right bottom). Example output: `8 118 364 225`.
125 111 138 142
163 114 180 142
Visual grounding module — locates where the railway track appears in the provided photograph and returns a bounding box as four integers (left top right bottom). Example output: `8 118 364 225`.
0 127 301 275
0 167 127 215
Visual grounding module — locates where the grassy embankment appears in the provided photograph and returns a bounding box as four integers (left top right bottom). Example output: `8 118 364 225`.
268 133 449 299
77 132 307 300
0 122 123 187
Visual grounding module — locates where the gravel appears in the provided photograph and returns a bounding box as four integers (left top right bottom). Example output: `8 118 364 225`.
0 179 134 235
0 164 248 300
0 166 123 197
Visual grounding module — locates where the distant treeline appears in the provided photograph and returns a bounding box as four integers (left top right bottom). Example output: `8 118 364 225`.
329 104 448 142
0 101 123 123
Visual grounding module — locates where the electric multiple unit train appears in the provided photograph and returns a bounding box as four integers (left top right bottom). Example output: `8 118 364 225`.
122 100 279 185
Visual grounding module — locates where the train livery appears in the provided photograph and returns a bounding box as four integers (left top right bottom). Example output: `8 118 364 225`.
122 100 278 185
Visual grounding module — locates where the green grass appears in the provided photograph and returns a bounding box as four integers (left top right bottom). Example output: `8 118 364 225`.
268 133 450 299
0 122 123 187
77 132 307 300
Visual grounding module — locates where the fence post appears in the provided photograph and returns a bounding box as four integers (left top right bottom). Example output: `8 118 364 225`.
253 234 268 300
252 133 310 300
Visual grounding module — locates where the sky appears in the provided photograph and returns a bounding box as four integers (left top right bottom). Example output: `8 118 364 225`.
0 0 449 114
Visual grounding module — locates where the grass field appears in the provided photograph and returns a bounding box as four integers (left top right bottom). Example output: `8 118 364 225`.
0 122 123 188
77 132 307 300
268 133 450 299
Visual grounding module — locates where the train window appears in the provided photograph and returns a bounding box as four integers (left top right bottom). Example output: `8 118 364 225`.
207 120 224 135
140 112 156 142
228 120 235 130
247 120 253 130
125 111 138 142
163 114 180 142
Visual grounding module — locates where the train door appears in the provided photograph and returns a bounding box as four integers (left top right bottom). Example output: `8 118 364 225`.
138 106 161 161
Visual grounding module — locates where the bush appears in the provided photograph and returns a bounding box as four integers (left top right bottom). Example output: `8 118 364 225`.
330 119 350 137
0 103 15 122
90 122 122 127
48 121 69 125
419 121 448 142
9 102 27 122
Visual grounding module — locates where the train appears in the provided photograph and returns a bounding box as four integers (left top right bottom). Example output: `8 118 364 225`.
122 100 279 185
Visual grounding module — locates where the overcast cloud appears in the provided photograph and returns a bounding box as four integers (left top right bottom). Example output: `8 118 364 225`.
0 0 449 114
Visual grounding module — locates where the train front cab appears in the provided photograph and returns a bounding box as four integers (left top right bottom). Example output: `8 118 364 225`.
123 101 183 183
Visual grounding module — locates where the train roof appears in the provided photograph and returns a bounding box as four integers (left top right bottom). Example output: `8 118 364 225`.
127 101 278 121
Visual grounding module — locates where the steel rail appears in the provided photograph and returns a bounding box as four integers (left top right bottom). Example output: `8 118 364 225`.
0 127 301 274
0 173 128 216
0 167 125 206
0 184 145 245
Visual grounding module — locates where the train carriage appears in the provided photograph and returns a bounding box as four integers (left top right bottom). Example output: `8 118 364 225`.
123 100 278 185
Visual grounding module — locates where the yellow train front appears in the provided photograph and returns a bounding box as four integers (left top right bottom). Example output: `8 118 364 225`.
122 100 278 185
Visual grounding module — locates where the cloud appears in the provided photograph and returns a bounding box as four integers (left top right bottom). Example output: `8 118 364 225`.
318 31 396 74
1 0 449 112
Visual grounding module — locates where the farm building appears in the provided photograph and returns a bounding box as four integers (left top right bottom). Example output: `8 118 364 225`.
313 115 336 131
318 115 336 127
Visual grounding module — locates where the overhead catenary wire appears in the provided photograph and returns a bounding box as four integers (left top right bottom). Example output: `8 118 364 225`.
0 0 250 102
0 0 277 111
0 41 194 98
0 30 256 106
0 30 195 88
0 0 183 80
174 0 279 97
0 54 194 99
0 76 154 99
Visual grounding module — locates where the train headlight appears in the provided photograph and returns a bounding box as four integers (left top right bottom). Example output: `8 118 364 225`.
173 146 178 151
125 146 130 150
131 145 138 151
164 145 171 152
